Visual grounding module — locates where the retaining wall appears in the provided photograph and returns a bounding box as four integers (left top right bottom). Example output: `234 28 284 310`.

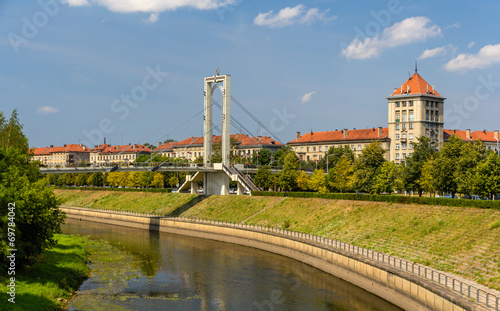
62 207 492 311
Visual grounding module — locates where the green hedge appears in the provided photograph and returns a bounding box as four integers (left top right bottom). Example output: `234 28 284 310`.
251 191 500 209
54 186 172 193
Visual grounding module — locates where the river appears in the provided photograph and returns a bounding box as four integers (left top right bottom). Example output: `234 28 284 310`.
62 218 402 311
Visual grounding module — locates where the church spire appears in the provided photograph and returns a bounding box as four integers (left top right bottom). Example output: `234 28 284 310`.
415 61 418 73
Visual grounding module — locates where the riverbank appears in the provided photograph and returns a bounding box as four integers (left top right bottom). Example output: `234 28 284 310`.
55 189 500 292
0 234 89 311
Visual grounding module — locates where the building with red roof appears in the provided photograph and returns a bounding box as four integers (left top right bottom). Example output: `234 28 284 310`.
31 144 90 167
89 144 152 166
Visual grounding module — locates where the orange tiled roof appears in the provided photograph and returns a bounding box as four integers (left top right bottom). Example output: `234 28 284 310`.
444 129 499 143
99 144 151 154
171 134 281 148
157 141 177 151
288 128 388 144
389 72 442 98
31 144 89 155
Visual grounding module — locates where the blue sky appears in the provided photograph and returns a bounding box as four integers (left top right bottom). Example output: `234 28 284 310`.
1 0 499 148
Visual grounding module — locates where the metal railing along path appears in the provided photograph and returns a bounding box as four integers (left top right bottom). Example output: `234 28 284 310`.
62 206 499 310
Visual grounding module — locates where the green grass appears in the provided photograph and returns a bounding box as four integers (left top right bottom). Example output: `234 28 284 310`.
0 234 90 311
55 189 197 215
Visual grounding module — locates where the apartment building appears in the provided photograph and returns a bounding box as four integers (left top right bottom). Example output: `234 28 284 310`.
31 144 90 167
89 144 152 166
444 129 499 152
156 134 282 161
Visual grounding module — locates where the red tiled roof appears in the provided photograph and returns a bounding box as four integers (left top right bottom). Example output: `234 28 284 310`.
444 129 499 143
99 144 151 154
389 72 442 98
172 134 281 148
157 141 176 151
31 144 89 155
288 128 388 144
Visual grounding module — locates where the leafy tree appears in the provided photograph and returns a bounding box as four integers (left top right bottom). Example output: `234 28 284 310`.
352 141 386 193
252 148 272 166
151 172 165 188
372 161 397 194
402 137 434 196
0 113 65 271
308 169 327 193
62 173 75 186
0 109 29 153
168 176 179 187
75 173 90 186
327 156 354 193
296 170 309 191
456 140 486 195
254 166 275 190
432 135 463 197
211 137 238 163
106 172 120 187
472 152 500 198
139 171 154 188
419 158 436 196
319 145 355 172
273 146 292 166
277 152 299 191
127 172 141 188
89 172 104 187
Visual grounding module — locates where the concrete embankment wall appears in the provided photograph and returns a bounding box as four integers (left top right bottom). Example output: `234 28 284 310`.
62 207 489 311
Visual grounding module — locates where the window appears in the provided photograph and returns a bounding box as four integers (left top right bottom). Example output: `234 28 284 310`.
319 155 322 160
402 101 407 107
351 145 355 151
402 153 406 160
395 111 400 121
435 102 439 108
357 145 362 151
395 143 400 150
426 123 429 129
426 110 429 121
402 133 406 139
402 123 406 130
395 153 400 160
307 156 310 161
409 133 413 139
409 143 414 150
395 134 400 140
402 143 407 150
426 101 429 107
403 114 407 121
409 100 414 106
409 110 414 121
307 147 310 152
313 147 316 152
409 123 413 129
396 124 400 130
396 102 400 107
431 102 434 108
319 146 322 152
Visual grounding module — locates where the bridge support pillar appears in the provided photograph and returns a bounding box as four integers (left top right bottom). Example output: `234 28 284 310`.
237 182 244 195
190 181 198 195
204 172 230 195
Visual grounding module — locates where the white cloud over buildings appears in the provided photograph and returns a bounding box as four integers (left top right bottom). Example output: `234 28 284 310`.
444 43 500 72
254 5 335 28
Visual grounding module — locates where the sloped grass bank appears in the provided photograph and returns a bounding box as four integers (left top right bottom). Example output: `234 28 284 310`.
54 190 500 292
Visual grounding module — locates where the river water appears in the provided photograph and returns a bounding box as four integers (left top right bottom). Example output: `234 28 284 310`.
62 218 402 311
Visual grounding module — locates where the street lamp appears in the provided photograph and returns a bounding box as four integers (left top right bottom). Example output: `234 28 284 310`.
326 153 338 174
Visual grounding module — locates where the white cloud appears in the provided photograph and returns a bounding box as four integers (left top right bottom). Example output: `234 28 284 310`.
63 0 235 13
468 41 475 48
143 13 159 23
444 44 500 72
444 22 459 30
254 5 334 28
37 106 59 115
342 16 442 59
418 45 455 60
301 91 316 103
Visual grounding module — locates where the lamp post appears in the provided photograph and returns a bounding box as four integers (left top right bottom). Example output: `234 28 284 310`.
496 137 499 156
326 154 338 174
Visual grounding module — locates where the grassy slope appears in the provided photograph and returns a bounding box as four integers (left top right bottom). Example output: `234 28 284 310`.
55 189 197 215
54 190 500 291
0 234 90 311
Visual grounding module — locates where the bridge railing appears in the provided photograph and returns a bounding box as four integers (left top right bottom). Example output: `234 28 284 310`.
63 205 499 310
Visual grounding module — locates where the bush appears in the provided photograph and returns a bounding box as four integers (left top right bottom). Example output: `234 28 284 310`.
54 186 172 193
250 191 500 209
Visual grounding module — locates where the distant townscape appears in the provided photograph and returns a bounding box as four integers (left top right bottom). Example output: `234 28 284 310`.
31 70 498 168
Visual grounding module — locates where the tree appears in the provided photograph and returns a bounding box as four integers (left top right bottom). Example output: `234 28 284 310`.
139 171 154 188
296 170 309 191
472 152 500 198
419 158 436 196
308 169 327 193
402 137 434 196
168 175 179 187
89 172 104 187
433 135 463 197
0 112 65 271
0 109 29 153
352 141 386 193
252 148 272 166
456 140 486 196
319 145 354 171
127 172 141 188
372 161 397 194
253 166 275 190
75 173 90 186
151 172 165 188
277 152 299 191
327 156 354 193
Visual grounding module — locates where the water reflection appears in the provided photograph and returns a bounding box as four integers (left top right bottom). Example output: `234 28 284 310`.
63 219 402 311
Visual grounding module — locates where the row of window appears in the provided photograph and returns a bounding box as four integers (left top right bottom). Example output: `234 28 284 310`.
426 101 439 108
395 123 413 130
425 110 439 122
395 101 414 107
395 153 412 160
395 133 414 140
395 110 414 122
395 142 413 150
